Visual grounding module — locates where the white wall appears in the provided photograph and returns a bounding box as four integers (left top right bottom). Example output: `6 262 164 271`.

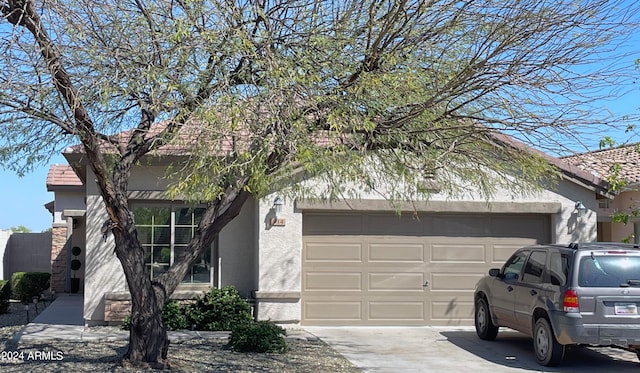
83 193 127 322
218 198 256 298
52 190 86 225
256 196 303 322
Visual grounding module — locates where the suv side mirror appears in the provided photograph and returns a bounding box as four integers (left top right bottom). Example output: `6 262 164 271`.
489 268 500 277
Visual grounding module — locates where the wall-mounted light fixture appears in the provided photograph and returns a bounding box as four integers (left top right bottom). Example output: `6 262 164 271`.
575 201 587 218
270 197 286 226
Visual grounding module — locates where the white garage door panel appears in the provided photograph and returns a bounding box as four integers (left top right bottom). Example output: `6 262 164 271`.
431 244 485 262
493 244 524 263
430 272 484 291
301 213 550 326
304 301 362 320
305 272 362 291
431 298 475 321
369 243 424 262
369 302 424 320
305 242 362 261
369 272 424 291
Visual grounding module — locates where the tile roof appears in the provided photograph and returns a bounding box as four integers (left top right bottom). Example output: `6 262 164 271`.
489 132 610 194
60 121 611 195
63 122 248 157
562 144 640 184
46 164 83 190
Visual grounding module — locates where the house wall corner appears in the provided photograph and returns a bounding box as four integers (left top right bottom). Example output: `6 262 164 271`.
255 196 302 323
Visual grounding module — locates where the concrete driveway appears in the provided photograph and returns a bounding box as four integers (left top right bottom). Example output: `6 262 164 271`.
304 326 640 373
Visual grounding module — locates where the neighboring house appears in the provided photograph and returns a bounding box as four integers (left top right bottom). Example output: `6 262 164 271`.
564 144 640 243
46 164 85 293
47 136 610 327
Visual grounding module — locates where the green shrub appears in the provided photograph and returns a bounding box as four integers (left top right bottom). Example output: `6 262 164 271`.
229 320 287 353
162 299 189 331
184 286 253 331
121 300 189 331
120 286 253 331
0 280 10 314
121 313 131 330
11 272 51 302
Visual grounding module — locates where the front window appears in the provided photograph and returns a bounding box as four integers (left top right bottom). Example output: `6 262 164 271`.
134 205 213 284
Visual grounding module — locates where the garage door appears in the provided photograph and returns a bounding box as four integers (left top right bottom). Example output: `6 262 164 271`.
301 212 550 326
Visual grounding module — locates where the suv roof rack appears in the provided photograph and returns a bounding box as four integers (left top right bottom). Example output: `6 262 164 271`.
567 242 640 250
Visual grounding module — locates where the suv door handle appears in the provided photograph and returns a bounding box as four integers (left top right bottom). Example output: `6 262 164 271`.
507 286 514 292
530 289 538 296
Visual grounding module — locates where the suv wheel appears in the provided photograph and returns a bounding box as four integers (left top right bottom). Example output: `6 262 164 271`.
475 298 498 340
533 318 564 366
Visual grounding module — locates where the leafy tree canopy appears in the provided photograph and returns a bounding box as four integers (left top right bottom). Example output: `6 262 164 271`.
10 225 31 233
1 0 637 203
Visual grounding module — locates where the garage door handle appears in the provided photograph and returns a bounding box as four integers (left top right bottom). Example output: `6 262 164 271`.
423 281 429 287
530 289 538 296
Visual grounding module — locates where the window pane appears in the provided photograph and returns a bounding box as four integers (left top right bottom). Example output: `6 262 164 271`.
137 227 152 245
153 246 171 264
193 208 204 224
133 207 155 225
134 207 171 225
523 251 546 284
153 207 172 225
177 247 211 284
503 251 528 280
151 263 169 279
143 246 151 263
175 227 194 244
175 208 194 225
154 226 171 245
549 252 568 286
579 256 640 287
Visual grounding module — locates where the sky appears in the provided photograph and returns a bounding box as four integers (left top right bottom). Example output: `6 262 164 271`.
0 3 639 233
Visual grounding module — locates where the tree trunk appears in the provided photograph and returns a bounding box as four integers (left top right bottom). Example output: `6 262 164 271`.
123 286 169 369
114 229 170 369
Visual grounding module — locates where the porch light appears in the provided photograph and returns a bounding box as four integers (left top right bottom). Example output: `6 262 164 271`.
575 201 587 217
273 197 284 217
270 197 286 227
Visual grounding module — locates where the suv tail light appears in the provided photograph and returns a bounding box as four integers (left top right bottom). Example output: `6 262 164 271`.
563 289 579 313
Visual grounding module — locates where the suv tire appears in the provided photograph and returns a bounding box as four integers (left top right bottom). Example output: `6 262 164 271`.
475 298 498 340
533 318 564 366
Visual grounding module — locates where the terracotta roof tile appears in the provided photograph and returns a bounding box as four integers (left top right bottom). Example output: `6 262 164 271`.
489 132 610 193
60 121 610 194
563 144 640 184
46 164 83 190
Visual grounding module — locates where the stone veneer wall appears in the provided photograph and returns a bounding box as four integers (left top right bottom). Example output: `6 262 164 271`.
50 226 68 293
104 299 132 323
103 291 209 324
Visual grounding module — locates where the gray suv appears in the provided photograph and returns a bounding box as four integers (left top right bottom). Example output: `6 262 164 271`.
474 242 640 366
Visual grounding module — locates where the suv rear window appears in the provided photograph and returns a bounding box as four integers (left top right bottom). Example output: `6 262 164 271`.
578 255 640 287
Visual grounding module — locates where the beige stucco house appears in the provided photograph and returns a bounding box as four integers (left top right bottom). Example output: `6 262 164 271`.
46 138 611 327
564 144 640 243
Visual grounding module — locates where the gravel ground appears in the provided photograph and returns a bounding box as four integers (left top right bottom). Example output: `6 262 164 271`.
0 302 361 372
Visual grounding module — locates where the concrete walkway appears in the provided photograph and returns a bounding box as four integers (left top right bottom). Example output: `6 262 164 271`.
13 294 313 343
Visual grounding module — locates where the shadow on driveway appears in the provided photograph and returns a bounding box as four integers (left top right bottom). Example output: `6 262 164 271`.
441 329 640 372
